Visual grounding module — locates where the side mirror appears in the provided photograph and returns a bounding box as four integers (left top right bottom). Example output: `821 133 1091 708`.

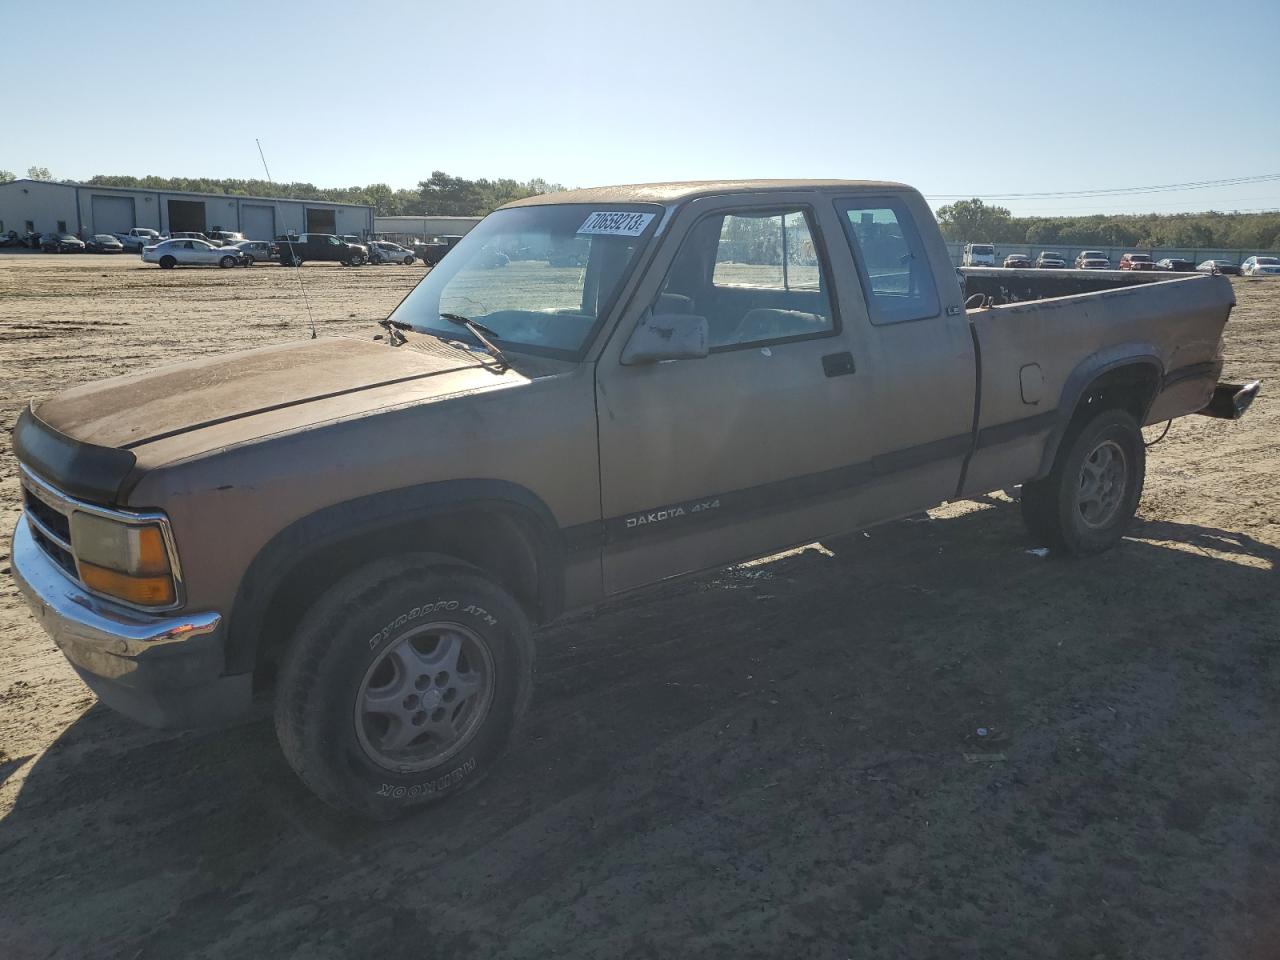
620 311 709 365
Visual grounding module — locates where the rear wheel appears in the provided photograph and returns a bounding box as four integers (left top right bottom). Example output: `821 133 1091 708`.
1020 407 1145 556
273 559 534 819
159 255 176 269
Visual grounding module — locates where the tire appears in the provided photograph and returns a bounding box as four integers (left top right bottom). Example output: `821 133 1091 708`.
1020 407 1145 556
159 256 176 269
242 255 255 267
274 558 534 819
219 255 236 268
404 256 414 265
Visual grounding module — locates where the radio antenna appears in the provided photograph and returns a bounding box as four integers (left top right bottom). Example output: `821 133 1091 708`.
256 137 317 339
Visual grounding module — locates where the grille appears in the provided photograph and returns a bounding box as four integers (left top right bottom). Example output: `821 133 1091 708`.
21 479 78 579
23 486 71 542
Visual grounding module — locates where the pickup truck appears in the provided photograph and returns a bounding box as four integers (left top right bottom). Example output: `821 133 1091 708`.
114 227 161 252
276 232 368 267
9 180 1259 819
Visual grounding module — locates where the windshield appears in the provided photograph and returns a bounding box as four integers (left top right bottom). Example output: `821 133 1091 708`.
389 203 662 357
971 245 994 254
1131 254 1151 261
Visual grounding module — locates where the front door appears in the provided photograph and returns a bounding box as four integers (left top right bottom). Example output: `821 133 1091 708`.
593 190 976 595
594 195 877 593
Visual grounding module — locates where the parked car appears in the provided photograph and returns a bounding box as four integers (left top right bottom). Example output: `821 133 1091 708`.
1155 258 1196 272
84 234 125 253
368 241 417 265
962 242 996 267
208 231 246 247
0 230 22 247
1196 260 1241 275
413 234 464 266
1241 255 1280 276
115 228 161 252
1002 253 1032 269
224 240 276 265
1119 253 1156 271
10 179 1258 819
1075 250 1109 269
142 238 246 268
40 233 86 253
276 233 369 267
1035 251 1066 269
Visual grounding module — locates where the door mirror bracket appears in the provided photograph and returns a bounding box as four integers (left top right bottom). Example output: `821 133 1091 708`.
620 311 710 365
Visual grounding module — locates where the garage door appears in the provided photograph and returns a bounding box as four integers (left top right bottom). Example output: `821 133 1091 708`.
241 204 276 240
306 208 337 233
91 195 136 235
167 199 206 233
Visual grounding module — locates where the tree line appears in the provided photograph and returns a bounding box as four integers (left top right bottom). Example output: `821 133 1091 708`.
0 167 565 217
936 198 1280 251
4 168 1277 247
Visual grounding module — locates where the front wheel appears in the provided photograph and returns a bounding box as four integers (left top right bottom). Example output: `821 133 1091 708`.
404 255 414 265
219 255 236 268
1020 407 1145 556
274 559 534 819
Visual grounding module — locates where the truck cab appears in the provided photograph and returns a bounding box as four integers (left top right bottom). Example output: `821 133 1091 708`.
962 242 996 267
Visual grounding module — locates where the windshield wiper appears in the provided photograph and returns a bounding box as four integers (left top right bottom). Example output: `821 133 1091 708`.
440 313 510 371
376 318 410 346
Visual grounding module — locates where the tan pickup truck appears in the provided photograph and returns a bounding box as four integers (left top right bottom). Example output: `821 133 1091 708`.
10 180 1259 817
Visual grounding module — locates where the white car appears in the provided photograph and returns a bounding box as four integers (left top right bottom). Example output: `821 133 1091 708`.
1241 255 1280 276
368 241 416 265
142 238 245 269
115 227 161 252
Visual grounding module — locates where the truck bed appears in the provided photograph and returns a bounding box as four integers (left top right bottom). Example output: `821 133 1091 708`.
959 265 1199 305
958 271 1236 497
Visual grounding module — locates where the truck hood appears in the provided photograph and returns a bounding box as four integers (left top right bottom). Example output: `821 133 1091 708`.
31 335 515 456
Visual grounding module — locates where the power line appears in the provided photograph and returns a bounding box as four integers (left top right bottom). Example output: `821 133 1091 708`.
925 173 1280 201
999 196 1280 216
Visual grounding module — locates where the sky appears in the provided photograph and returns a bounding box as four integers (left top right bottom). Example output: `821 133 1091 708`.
3 0 1279 217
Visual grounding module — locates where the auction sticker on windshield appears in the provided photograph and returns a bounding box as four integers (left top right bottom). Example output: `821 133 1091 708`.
577 211 656 237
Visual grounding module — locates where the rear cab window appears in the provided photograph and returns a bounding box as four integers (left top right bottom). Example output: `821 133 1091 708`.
835 197 940 325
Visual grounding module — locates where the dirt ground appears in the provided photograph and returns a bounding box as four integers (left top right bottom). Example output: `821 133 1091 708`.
1 253 1278 959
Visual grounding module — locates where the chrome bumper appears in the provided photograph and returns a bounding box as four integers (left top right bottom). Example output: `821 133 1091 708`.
10 519 251 728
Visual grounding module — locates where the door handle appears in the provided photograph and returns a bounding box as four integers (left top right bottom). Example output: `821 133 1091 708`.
822 351 856 377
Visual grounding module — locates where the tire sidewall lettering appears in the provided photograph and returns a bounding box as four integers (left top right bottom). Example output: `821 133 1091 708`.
366 599 499 650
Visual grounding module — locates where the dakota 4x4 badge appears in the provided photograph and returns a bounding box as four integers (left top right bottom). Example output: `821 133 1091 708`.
623 498 721 530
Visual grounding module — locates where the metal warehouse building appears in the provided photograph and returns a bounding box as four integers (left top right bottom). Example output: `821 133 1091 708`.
0 179 374 240
373 215 482 240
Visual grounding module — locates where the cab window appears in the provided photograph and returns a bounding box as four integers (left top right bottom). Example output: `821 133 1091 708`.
657 207 836 350
835 198 940 325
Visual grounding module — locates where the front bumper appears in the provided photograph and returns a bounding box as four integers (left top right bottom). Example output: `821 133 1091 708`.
10 519 251 728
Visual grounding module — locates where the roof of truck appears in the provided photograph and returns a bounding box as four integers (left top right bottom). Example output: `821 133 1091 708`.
503 179 914 208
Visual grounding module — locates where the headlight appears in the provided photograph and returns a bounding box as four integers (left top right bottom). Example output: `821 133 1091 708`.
70 512 176 607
